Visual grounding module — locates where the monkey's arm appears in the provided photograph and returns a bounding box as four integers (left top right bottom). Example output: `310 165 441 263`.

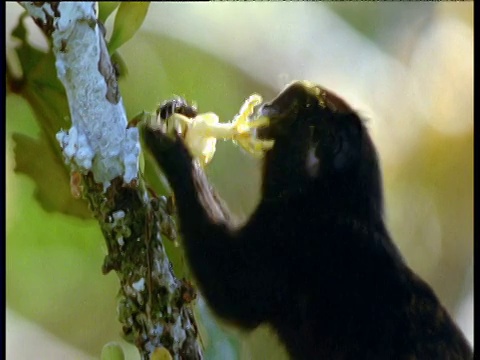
143 127 275 328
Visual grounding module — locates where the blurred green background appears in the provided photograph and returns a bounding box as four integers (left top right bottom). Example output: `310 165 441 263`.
6 2 473 359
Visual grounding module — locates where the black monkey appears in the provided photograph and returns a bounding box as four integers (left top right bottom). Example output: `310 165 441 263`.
143 81 473 359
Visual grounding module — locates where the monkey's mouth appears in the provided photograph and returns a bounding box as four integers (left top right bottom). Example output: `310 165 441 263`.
252 103 287 140
252 80 352 142
252 88 307 140
250 81 322 141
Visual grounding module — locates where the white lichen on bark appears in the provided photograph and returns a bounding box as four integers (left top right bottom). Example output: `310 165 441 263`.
21 1 140 188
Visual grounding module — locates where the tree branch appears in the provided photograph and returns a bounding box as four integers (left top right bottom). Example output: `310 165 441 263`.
18 2 203 359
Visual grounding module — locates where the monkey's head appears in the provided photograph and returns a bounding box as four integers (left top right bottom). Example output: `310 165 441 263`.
256 81 384 220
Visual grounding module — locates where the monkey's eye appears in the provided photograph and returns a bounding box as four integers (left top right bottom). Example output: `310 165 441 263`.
332 133 344 155
333 126 361 171
317 130 337 151
332 133 350 170
314 125 356 172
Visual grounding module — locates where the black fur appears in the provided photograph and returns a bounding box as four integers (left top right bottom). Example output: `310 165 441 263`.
143 82 473 359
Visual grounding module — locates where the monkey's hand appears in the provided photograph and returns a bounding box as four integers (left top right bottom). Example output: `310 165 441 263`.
143 118 233 225
142 125 194 186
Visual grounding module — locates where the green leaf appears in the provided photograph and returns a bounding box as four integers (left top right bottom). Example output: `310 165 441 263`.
108 2 150 54
12 133 91 219
111 51 129 77
11 11 28 42
151 347 172 360
11 14 68 135
11 12 50 79
8 14 90 219
98 2 120 24
101 342 125 360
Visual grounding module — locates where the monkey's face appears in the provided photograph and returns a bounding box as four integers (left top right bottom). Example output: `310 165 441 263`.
257 81 382 214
